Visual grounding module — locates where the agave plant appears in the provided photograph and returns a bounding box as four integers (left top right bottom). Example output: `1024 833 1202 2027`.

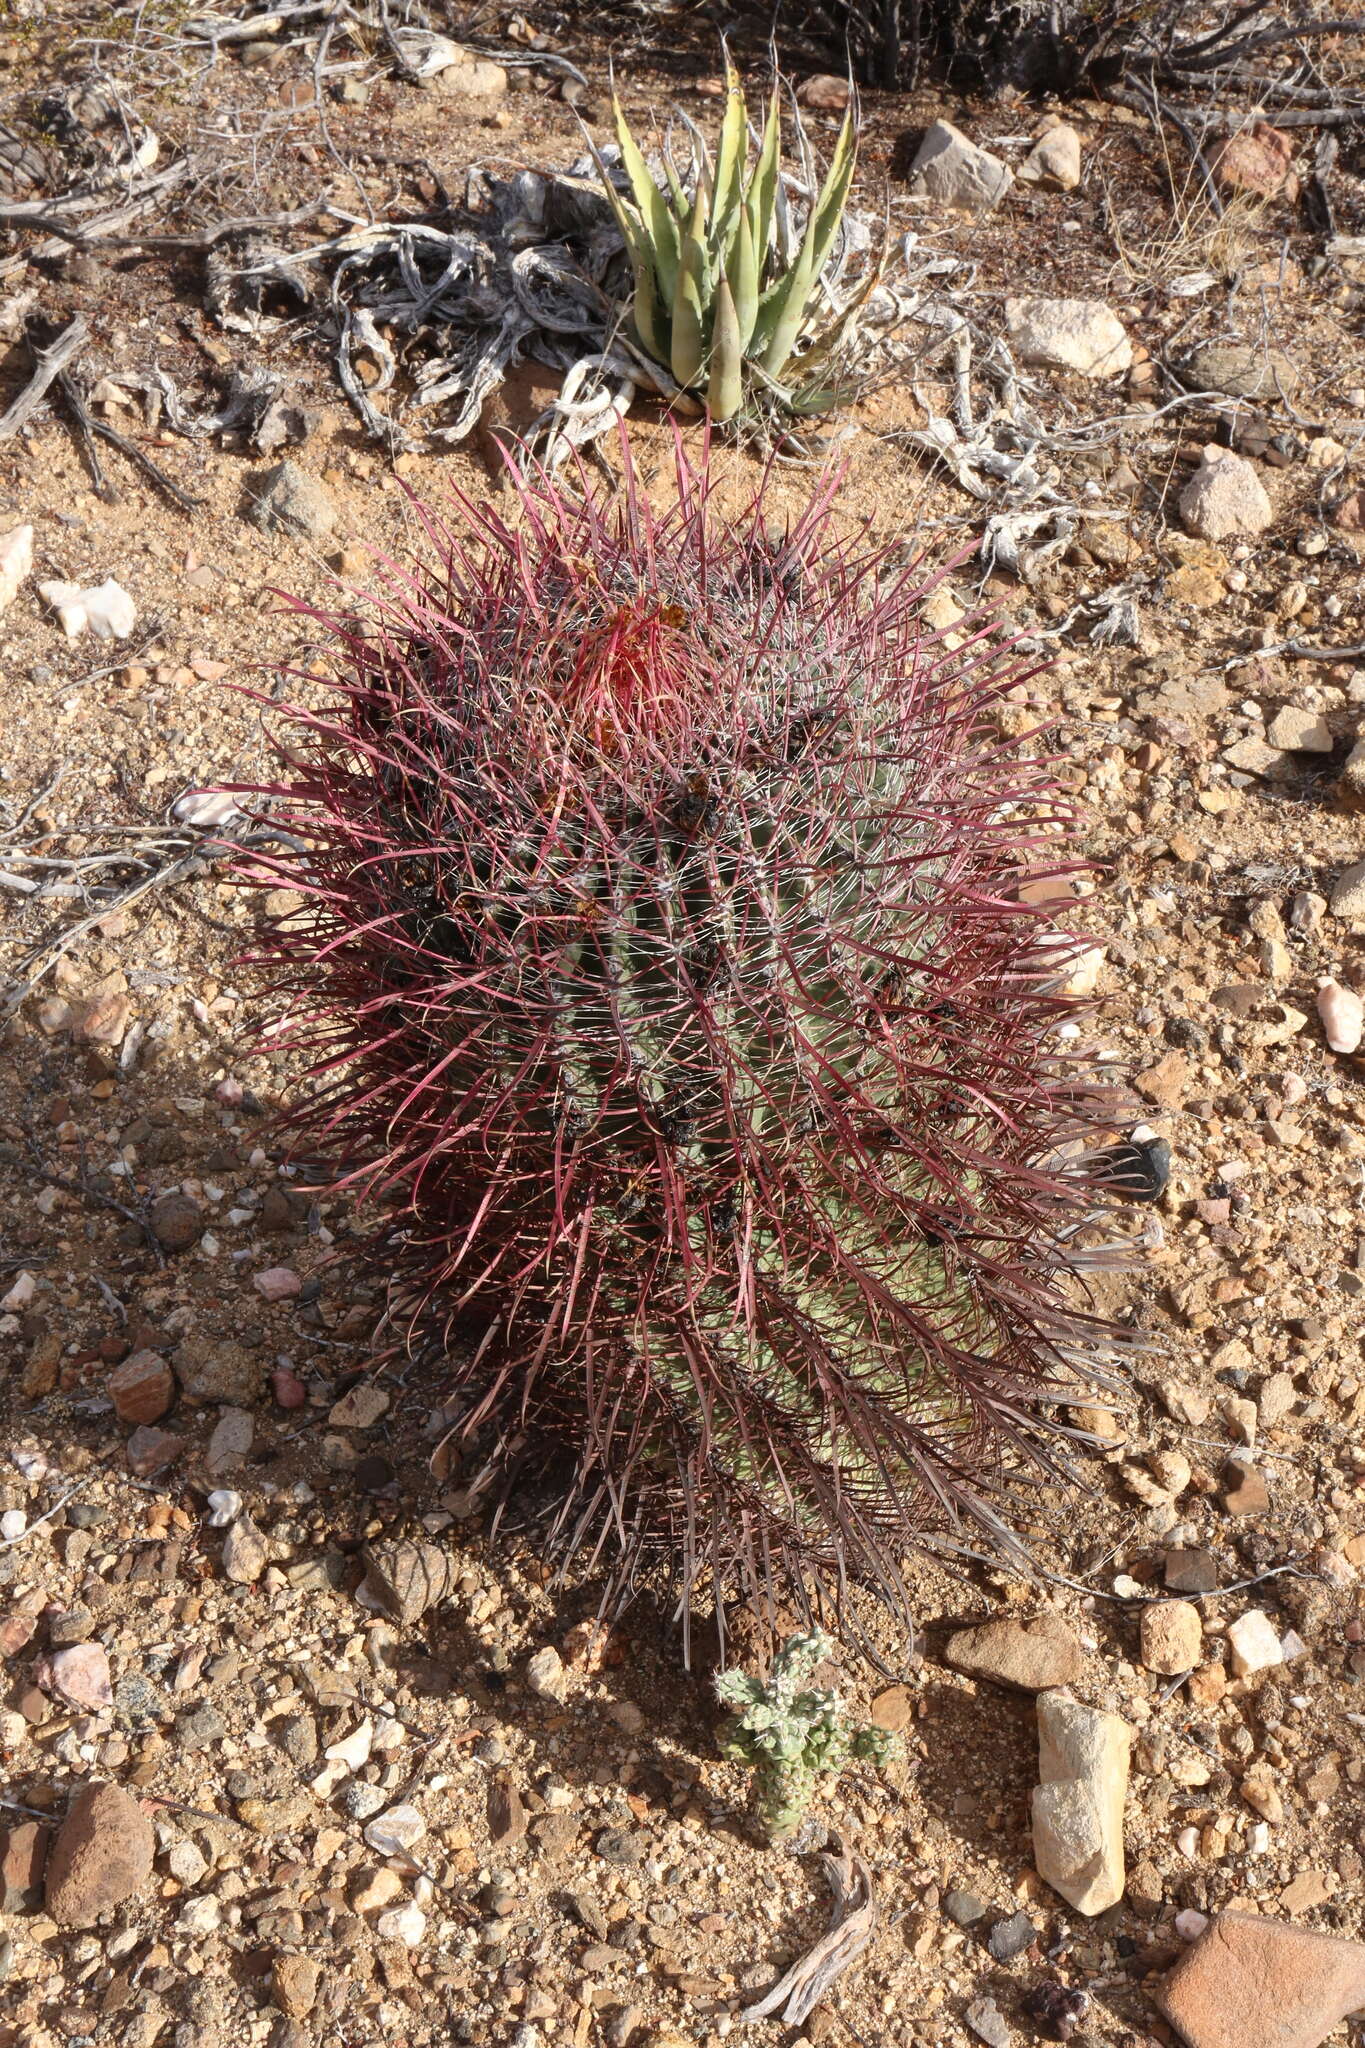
243 436 1133 1655
585 62 868 422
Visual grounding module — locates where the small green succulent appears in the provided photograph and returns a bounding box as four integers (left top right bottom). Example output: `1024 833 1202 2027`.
714 1630 899 1843
583 60 872 423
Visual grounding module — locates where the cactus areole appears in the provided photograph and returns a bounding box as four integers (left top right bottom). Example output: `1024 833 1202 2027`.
245 437 1131 1650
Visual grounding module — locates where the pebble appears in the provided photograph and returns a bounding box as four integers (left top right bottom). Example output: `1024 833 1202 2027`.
0 1819 47 1912
206 1406 254 1477
794 72 850 110
966 1995 1012 2048
37 1642 113 1711
254 1265 302 1303
1004 296 1132 379
525 1645 569 1702
248 460 338 543
222 1513 269 1584
45 1781 155 1927
1185 341 1300 401
943 1888 986 1927
0 523 33 614
174 1336 263 1406
107 1348 175 1424
1018 122 1082 191
1227 1609 1283 1676
1141 1601 1204 1675
375 1901 426 1946
595 1827 644 1867
206 1488 243 1528
0 1270 36 1312
1222 1456 1270 1515
177 1893 222 1932
1161 1913 1365 2048
987 1910 1038 1961
351 1864 405 1911
1317 979 1364 1056
362 1804 425 1857
339 1781 388 1822
328 1382 390 1429
1031 1691 1130 1916
167 1838 209 1885
272 1366 308 1409
1266 705 1333 752
1165 1548 1219 1594
944 1615 1086 1692
1329 861 1365 920
39 574 137 641
175 1701 226 1751
1209 125 1296 199
431 56 508 98
150 1189 203 1253
125 1424 187 1477
324 1717 373 1772
272 1954 321 2018
360 1540 452 1626
489 1776 528 1848
1239 1764 1285 1824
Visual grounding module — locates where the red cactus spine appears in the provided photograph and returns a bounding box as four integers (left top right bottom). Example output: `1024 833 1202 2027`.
242 437 1132 1639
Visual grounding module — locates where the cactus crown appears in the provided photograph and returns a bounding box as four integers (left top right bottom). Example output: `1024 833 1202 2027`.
245 435 1130 1649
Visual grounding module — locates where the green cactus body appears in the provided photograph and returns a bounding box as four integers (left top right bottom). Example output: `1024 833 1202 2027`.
252 441 1131 1632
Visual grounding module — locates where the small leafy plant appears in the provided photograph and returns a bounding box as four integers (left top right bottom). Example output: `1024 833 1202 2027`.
585 60 870 422
715 1630 898 1843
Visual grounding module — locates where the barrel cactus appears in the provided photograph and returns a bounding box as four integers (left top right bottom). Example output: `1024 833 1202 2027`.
245 438 1129 1647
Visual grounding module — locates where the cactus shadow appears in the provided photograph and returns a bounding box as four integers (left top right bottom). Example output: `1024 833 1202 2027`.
906 1677 1039 1875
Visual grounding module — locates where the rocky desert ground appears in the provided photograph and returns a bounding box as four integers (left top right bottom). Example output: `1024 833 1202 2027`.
1 6 1365 2048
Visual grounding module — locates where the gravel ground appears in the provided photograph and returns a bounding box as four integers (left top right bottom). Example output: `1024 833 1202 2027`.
2 10 1365 2048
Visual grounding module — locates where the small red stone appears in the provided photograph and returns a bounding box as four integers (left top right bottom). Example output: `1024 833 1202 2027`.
272 1366 307 1409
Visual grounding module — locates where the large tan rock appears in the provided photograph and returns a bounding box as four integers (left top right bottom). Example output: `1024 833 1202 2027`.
1180 448 1274 541
45 1783 154 1927
1005 296 1132 379
907 120 1012 215
1031 1691 1129 1915
945 1615 1087 1692
1161 1913 1365 2048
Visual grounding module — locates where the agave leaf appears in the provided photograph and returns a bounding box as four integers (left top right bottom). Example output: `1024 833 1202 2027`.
709 57 748 262
756 109 858 379
708 275 744 423
748 87 782 273
670 184 709 390
627 243 670 363
612 89 681 304
728 201 760 353
752 231 817 379
661 130 690 224
804 107 859 286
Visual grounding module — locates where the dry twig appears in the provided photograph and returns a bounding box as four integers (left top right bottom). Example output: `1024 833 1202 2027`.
740 1835 878 2026
0 316 89 441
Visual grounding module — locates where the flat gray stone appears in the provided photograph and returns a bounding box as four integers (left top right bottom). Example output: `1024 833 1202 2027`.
906 120 1012 215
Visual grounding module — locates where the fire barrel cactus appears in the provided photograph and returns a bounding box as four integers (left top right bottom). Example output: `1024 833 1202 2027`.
245 438 1129 1644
